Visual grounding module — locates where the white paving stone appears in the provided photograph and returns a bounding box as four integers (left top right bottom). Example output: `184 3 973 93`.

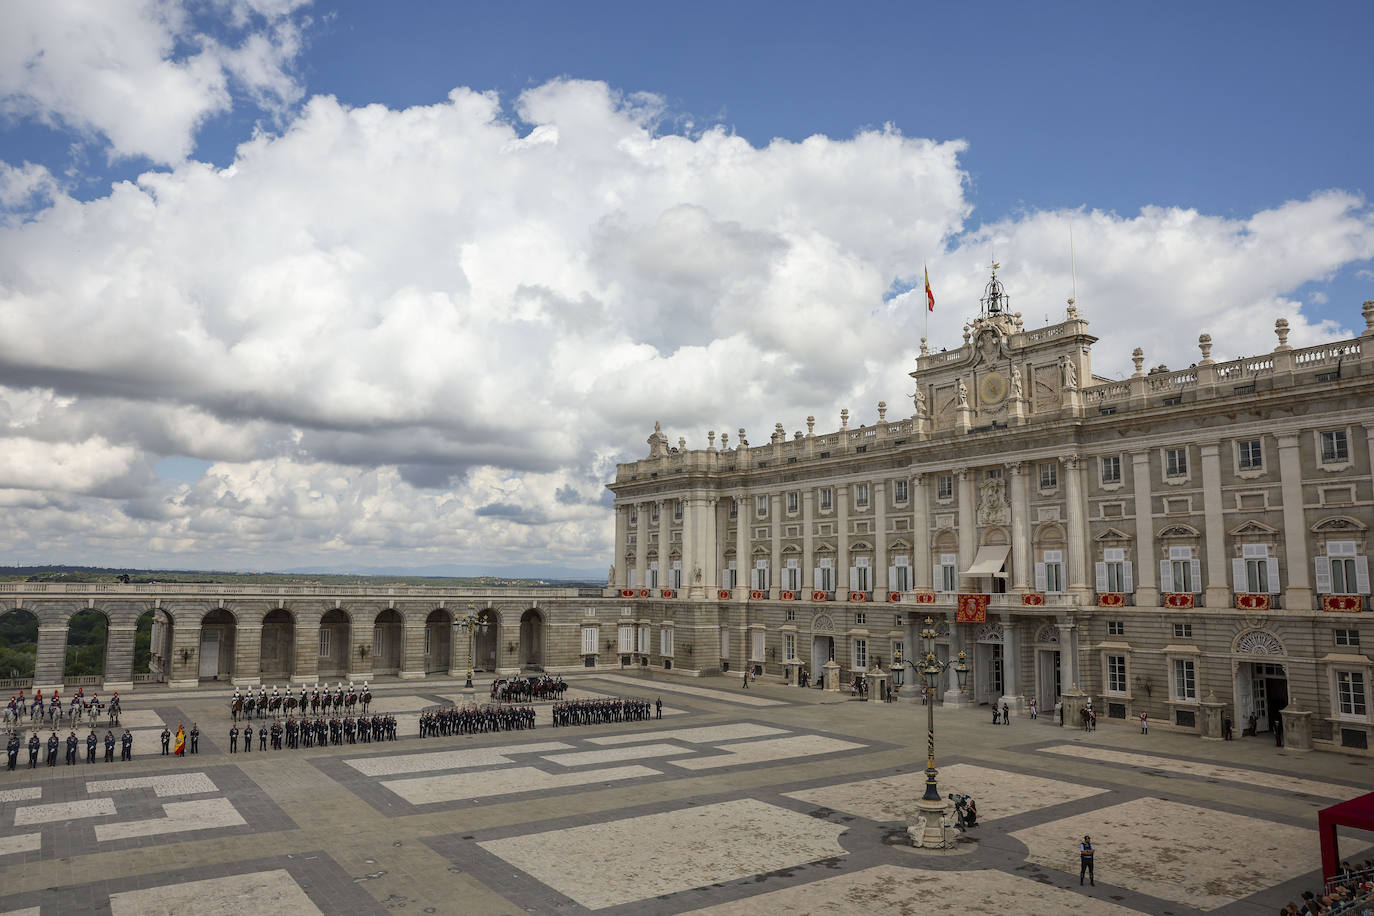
480 798 847 910
0 833 41 857
587 723 787 746
672 735 864 770
785 763 1109 823
1 907 42 916
681 863 1142 915
13 797 116 825
345 741 572 777
109 868 321 916
94 797 245 842
1010 796 1318 910
86 772 217 797
590 674 785 706
543 743 695 767
114 710 166 729
365 694 427 713
1040 744 1357 800
0 787 41 803
383 764 661 804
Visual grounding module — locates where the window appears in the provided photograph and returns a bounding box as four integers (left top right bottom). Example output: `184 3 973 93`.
1036 550 1064 593
1097 547 1133 594
1166 447 1188 477
1237 439 1263 471
1173 658 1197 700
1317 541 1370 595
855 611 867 625
581 626 598 655
751 559 770 591
1335 629 1360 648
651 502 660 522
786 491 799 514
1162 395 1182 407
729 499 738 518
937 475 954 501
669 560 683 590
784 558 801 590
1173 622 1193 638
1321 430 1350 464
894 614 904 627
756 495 768 518
890 556 911 591
1107 620 1124 636
1337 671 1367 717
936 554 958 593
630 506 638 526
424 627 431 655
784 633 796 660
1101 455 1122 484
854 638 868 670
647 561 659 589
985 468 1002 480
618 625 634 654
893 640 904 663
816 557 835 592
673 500 682 521
854 483 870 508
1162 546 1200 594
1236 544 1278 594
850 556 871 593
1039 462 1058 490
1107 655 1127 693
894 479 909 503
318 628 331 657
1099 407 1117 416
660 627 674 657
785 608 796 621
636 625 650 655
819 488 833 511
721 560 737 589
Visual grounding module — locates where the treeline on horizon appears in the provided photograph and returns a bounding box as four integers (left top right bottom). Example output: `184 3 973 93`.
0 566 598 588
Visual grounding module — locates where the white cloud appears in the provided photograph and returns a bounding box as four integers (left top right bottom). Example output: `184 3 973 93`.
0 78 1369 571
0 0 309 164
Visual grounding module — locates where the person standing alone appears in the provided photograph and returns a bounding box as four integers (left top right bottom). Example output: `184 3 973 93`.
1079 835 1095 886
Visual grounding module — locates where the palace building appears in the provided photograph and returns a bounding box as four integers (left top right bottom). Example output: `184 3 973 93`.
604 272 1374 754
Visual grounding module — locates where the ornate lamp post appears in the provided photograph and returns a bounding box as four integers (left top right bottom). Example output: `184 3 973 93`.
455 607 489 690
910 615 969 848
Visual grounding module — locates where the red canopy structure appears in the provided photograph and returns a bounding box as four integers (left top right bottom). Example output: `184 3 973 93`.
1318 792 1374 883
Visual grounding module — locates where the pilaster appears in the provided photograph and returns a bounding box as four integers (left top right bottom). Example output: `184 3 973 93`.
1007 462 1030 591
874 480 888 591
735 490 750 602
912 475 930 589
1064 455 1090 599
956 468 975 590
634 502 648 591
1200 442 1231 609
1131 450 1159 607
34 624 66 689
1276 432 1313 611
837 485 850 587
613 505 629 589
103 625 136 692
399 625 427 679
802 489 815 591
770 491 782 598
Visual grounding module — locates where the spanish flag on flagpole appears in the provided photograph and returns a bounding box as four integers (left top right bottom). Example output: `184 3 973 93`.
924 264 935 312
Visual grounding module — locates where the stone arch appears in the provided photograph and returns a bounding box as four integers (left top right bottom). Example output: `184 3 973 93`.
933 529 958 551
811 613 835 634
318 608 350 677
0 608 39 679
1033 522 1067 546
133 608 157 677
474 607 501 672
975 622 1005 644
372 608 403 674
519 608 545 670
1233 628 1286 657
1312 515 1369 555
424 609 452 674
199 608 237 681
64 608 110 680
259 607 295 681
1034 623 1059 644
981 526 1010 547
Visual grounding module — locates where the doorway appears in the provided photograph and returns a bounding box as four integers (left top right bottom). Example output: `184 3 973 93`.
1235 661 1289 733
976 642 1003 705
1037 649 1062 712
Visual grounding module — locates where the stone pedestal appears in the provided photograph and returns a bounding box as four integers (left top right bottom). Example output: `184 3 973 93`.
908 795 953 849
784 660 801 686
998 694 1024 716
822 659 841 692
868 667 890 702
1281 708 1313 751
943 687 973 708
954 405 975 434
1060 687 1089 728
1200 692 1225 740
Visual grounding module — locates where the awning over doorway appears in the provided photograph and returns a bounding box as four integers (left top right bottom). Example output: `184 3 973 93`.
963 545 1010 577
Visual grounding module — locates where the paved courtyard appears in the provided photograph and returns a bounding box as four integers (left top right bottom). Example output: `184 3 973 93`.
1 672 1370 914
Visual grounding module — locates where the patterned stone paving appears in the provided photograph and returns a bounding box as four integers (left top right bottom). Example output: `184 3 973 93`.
107 868 322 916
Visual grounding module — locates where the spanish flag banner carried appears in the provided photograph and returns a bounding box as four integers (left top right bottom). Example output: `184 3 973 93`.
173 725 185 756
924 265 935 312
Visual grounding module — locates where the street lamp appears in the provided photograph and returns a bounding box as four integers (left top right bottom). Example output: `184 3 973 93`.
455 607 490 689
910 615 969 848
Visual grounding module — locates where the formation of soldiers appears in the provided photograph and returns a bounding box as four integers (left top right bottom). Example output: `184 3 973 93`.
489 675 569 704
228 714 398 751
419 704 535 737
4 688 122 727
6 727 136 769
552 697 658 726
230 683 373 721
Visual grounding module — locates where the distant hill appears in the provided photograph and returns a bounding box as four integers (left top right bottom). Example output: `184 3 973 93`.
0 565 602 588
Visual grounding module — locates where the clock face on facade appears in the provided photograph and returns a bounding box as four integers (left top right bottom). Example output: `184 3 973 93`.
979 373 1008 406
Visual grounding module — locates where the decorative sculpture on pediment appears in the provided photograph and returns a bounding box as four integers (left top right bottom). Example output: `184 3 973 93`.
956 378 969 408
1062 357 1077 390
607 565 615 585
912 386 927 416
977 477 1008 526
1011 364 1023 398
647 421 670 458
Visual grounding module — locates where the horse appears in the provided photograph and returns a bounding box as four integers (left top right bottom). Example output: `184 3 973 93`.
230 695 244 722
268 695 282 715
360 690 372 715
344 690 357 716
310 693 320 715
244 696 256 721
284 695 297 715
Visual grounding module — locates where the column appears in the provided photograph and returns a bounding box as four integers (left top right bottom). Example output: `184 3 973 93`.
1008 462 1031 591
1000 615 1022 711
957 468 975 589
944 621 972 706
104 625 136 691
874 480 888 592
168 618 201 689
912 475 931 589
1200 442 1231 609
294 614 320 683
837 484 850 592
1056 618 1078 690
1276 432 1313 611
1064 456 1090 598
34 624 66 689
654 499 667 591
681 494 696 597
700 496 719 597
1131 451 1159 606
613 505 629 588
233 618 263 687
802 489 815 591
735 490 750 602
770 492 782 598
399 624 426 679
347 619 374 681
634 501 648 591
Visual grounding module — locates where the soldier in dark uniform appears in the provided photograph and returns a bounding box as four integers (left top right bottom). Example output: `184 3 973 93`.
120 729 133 761
258 724 267 752
160 726 171 756
229 724 239 753
343 716 355 744
86 730 97 763
104 730 115 762
656 697 662 719
270 720 282 750
46 731 59 766
28 732 40 768
242 723 252 754
190 723 199 754
6 733 18 770
66 731 78 764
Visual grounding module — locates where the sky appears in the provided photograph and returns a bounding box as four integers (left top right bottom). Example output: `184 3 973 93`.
0 1 1371 577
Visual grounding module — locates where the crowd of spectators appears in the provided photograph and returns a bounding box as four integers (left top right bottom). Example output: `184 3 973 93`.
1281 861 1374 915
